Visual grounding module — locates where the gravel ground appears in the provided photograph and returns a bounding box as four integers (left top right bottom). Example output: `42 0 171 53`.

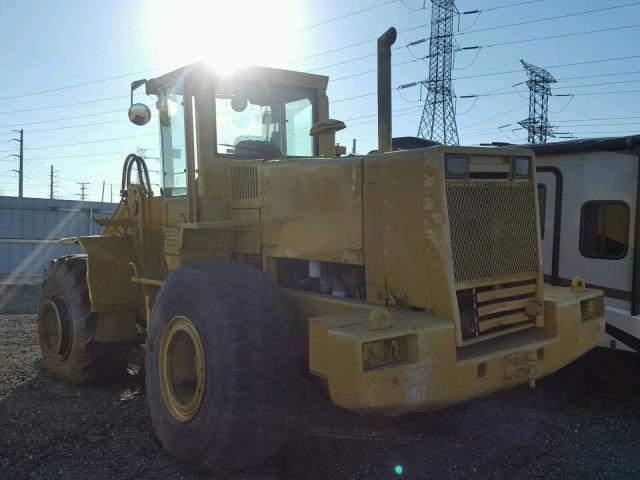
0 284 41 315
1 314 639 480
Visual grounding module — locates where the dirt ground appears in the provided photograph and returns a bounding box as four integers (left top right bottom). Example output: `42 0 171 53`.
1 314 640 480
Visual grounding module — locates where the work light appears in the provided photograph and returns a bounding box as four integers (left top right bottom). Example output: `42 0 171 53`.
512 156 531 178
445 155 469 179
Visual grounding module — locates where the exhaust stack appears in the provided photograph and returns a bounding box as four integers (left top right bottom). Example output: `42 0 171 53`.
377 27 397 153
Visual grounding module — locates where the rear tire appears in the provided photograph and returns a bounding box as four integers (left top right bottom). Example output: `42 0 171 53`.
146 261 300 473
37 255 129 385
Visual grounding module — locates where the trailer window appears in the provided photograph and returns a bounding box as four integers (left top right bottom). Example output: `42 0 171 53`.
537 183 546 239
580 201 629 259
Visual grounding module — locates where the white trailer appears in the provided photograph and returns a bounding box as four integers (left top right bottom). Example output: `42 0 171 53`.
527 136 640 352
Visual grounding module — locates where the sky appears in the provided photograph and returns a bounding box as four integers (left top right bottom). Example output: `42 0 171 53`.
0 0 639 201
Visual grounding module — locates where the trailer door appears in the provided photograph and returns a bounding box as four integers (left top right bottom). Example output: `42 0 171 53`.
536 167 561 283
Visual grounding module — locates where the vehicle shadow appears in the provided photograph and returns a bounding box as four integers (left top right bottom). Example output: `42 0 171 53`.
0 348 639 480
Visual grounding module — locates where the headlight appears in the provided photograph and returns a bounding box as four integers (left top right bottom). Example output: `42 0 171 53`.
362 335 416 371
445 155 469 179
580 295 604 322
512 156 530 178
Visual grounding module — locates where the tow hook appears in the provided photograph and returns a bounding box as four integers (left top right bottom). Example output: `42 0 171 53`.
505 350 541 388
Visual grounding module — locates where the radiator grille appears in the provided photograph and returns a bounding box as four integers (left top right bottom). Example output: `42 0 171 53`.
458 279 538 341
446 180 539 286
230 165 259 200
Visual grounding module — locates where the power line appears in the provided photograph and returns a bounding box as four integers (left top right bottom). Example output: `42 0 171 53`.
0 3 633 114
567 130 640 134
482 23 640 49
16 148 158 161
458 104 528 129
0 5 403 104
0 133 157 153
343 105 422 123
426 55 640 84
331 56 640 90
23 119 127 134
553 78 640 90
2 49 639 125
298 0 396 31
0 0 545 109
555 69 640 82
563 88 640 96
456 2 640 37
0 109 123 129
540 122 640 128
404 23 640 56
401 0 542 13
293 24 426 64
555 115 640 122
468 0 543 13
0 67 162 102
398 76 640 101
0 95 130 116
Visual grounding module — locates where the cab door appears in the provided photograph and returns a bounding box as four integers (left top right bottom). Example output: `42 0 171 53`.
159 76 198 269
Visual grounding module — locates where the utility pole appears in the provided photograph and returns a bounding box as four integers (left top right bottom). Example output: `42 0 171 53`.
9 129 24 197
77 182 89 202
518 60 557 144
417 0 459 145
110 184 113 203
50 165 54 199
101 181 105 204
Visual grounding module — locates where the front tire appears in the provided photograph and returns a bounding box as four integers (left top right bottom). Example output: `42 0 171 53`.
38 255 129 385
146 262 300 473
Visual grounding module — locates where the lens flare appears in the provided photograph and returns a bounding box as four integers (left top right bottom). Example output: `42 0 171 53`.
148 0 301 73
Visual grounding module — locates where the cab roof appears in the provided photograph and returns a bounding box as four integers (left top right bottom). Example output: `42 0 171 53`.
146 62 329 94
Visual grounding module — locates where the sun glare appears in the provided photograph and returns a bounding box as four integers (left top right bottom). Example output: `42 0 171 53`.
149 0 301 73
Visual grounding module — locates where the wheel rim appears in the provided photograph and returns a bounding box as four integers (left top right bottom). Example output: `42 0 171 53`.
40 294 72 360
159 315 206 422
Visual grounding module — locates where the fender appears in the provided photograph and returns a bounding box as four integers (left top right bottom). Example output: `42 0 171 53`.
60 235 140 342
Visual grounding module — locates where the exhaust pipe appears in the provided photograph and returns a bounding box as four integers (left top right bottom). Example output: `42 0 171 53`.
377 27 397 153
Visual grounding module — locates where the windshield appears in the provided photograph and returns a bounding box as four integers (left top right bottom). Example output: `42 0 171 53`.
215 84 315 157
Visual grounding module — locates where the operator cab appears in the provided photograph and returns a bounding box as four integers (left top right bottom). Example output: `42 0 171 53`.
129 63 331 199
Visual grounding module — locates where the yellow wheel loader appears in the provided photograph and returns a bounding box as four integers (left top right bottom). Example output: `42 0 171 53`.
37 28 605 472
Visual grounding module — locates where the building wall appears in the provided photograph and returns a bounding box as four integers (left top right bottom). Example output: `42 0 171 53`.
0 196 117 284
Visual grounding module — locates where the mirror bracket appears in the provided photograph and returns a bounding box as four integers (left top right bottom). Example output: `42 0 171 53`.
130 79 147 106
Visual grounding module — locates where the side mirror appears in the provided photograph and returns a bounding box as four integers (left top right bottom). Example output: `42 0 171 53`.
129 79 150 126
128 103 152 126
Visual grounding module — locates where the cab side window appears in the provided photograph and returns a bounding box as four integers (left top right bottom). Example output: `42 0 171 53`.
285 97 313 157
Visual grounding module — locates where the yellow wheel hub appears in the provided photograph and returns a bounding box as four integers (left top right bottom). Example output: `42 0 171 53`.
159 316 206 422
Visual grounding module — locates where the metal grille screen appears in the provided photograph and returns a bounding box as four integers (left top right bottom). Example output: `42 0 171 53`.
446 180 539 286
230 165 259 200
